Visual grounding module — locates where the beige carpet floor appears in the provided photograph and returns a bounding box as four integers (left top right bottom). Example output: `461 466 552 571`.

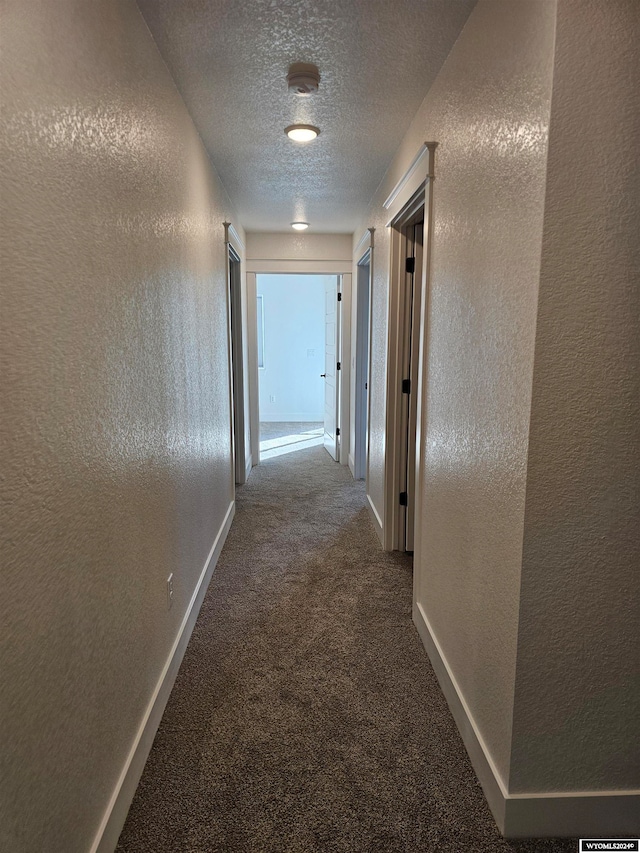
116 446 575 853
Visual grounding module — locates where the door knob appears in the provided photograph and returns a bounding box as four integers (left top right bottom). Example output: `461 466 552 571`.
320 373 326 378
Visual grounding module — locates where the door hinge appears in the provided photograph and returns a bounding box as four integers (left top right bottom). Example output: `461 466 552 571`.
336 428 340 437
405 257 415 274
337 292 342 301
401 378 411 395
399 491 408 507
336 361 341 370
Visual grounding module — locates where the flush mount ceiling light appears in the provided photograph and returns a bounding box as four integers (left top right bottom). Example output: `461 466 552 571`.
291 222 309 231
285 124 320 143
287 62 320 96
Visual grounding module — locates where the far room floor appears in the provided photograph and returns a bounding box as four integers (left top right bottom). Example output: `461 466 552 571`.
259 421 323 460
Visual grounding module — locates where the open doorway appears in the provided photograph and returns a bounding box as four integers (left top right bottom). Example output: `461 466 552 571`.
398 214 424 552
385 188 426 552
257 274 340 461
228 243 247 485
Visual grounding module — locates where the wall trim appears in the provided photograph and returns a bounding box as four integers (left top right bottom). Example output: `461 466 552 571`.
223 221 245 255
348 452 355 478
355 226 375 257
412 600 640 839
91 501 236 853
366 493 384 545
245 453 253 481
383 142 437 211
228 223 245 253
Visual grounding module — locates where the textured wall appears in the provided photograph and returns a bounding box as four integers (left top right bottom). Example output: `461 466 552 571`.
354 0 557 782
246 232 352 263
0 1 241 850
510 0 640 794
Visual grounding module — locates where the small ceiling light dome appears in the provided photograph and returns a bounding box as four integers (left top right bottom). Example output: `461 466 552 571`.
287 62 320 96
285 124 320 142
291 222 309 231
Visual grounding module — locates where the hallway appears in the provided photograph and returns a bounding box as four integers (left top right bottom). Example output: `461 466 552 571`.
3 1 638 847
116 448 574 853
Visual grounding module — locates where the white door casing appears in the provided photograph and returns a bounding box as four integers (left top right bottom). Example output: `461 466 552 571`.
245 272 260 466
383 183 428 551
354 255 371 480
224 222 249 485
245 260 351 469
338 274 351 467
228 246 247 485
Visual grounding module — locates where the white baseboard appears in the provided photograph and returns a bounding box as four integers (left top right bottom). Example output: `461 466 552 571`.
91 501 236 853
366 493 384 545
412 600 508 829
245 453 253 481
504 790 640 838
412 600 640 838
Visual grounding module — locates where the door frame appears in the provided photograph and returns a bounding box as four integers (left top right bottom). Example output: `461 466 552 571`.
398 212 424 552
383 189 425 550
228 243 245 484
323 275 341 461
224 222 249 486
381 164 437 553
245 271 261 467
353 243 373 481
347 143 437 553
337 274 351 466
245 263 352 466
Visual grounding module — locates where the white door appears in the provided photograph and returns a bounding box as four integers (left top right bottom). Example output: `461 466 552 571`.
323 276 340 460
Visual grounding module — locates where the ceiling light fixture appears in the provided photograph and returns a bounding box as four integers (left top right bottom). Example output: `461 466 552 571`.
285 124 320 143
291 222 309 231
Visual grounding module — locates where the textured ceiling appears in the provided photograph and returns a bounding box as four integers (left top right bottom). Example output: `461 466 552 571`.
136 0 477 233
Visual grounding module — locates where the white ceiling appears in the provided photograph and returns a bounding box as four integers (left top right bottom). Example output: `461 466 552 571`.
136 0 477 233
